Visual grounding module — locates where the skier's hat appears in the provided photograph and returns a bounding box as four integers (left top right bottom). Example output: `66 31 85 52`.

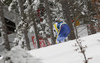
55 19 60 23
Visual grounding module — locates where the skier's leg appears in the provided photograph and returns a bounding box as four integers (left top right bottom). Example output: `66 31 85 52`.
56 35 61 44
56 40 60 44
56 35 65 43
56 26 65 43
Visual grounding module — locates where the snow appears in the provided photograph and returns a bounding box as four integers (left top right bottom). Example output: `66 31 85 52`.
0 46 41 63
28 33 100 63
29 26 34 33
0 56 3 60
41 19 46 24
81 11 85 15
33 0 40 10
0 29 100 63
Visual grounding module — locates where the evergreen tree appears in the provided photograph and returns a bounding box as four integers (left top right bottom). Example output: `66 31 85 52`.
17 0 31 50
44 0 56 44
26 0 40 48
9 0 31 50
69 0 98 35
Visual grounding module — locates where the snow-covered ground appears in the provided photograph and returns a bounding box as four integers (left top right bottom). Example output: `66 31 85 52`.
28 33 100 63
0 33 100 63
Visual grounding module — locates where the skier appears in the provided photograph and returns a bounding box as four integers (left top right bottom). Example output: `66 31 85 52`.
53 21 70 44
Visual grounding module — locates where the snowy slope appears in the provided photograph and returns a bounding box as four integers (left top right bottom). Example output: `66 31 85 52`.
0 33 100 63
29 33 100 63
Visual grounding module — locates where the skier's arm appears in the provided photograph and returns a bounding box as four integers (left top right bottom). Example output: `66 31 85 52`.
53 25 58 37
53 26 57 33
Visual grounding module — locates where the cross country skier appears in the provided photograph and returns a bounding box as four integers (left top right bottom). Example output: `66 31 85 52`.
53 21 70 44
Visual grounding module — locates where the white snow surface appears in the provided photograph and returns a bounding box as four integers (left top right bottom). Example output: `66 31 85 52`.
28 33 100 63
0 33 100 63
0 46 41 63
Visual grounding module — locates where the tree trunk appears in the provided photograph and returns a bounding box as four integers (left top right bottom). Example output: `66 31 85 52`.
60 0 75 40
27 0 40 48
33 21 40 48
0 1 10 51
44 0 56 44
90 24 96 34
17 0 31 50
23 28 31 50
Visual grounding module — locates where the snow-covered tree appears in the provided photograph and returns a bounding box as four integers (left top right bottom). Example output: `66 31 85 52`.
44 0 56 44
26 0 40 48
69 0 98 35
0 1 11 51
17 0 31 50
8 0 31 50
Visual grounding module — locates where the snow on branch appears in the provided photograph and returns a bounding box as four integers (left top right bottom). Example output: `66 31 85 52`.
8 0 17 11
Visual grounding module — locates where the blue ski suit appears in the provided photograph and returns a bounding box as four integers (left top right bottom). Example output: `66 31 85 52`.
54 22 70 43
